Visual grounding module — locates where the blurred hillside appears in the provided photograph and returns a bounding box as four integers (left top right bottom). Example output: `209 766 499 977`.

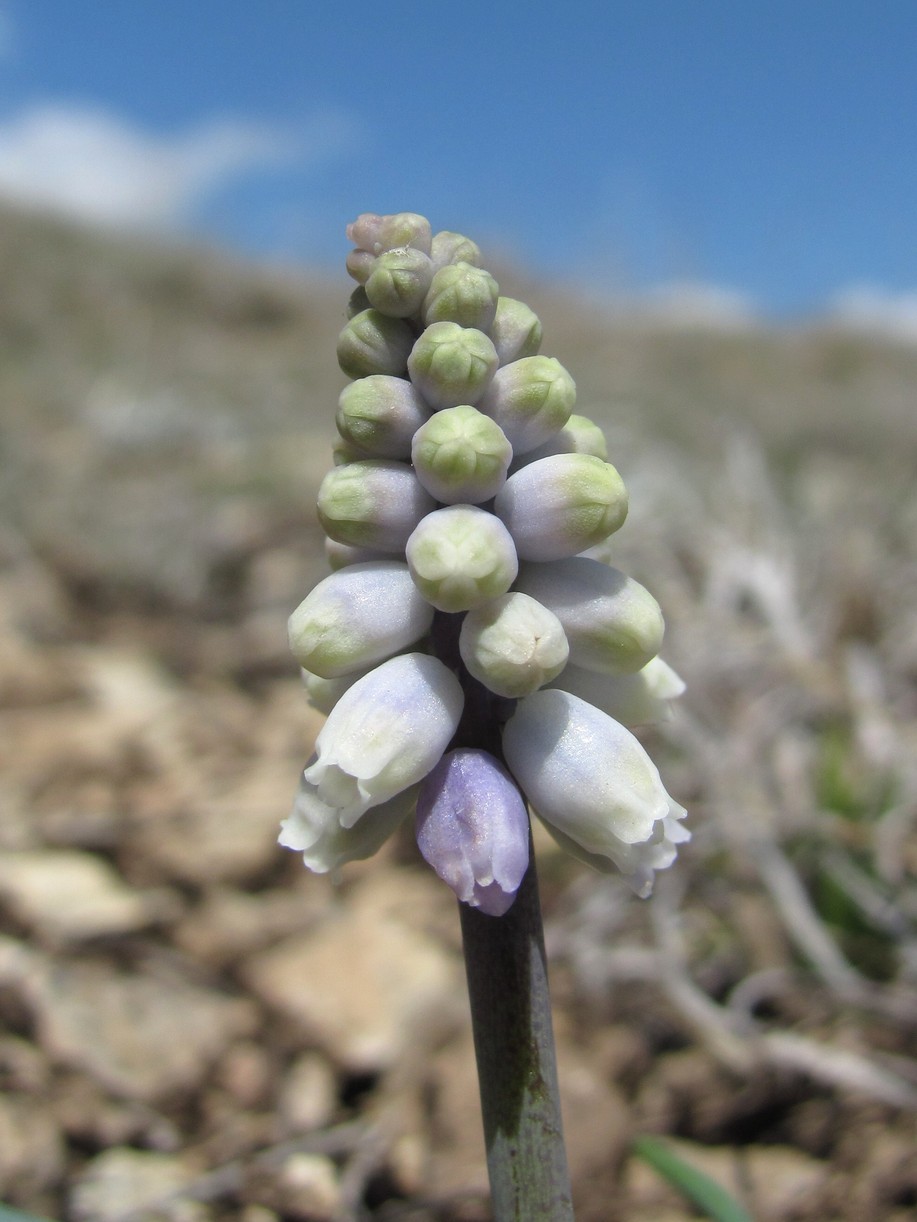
1 205 916 1221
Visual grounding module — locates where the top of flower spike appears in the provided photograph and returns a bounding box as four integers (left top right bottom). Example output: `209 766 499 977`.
284 211 686 914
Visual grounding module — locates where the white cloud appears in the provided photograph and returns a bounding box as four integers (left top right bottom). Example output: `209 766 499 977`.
0 103 350 229
825 285 917 344
637 281 758 329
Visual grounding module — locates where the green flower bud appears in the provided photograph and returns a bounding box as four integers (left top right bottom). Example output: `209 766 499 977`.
459 592 569 698
337 309 415 379
515 557 664 675
317 460 436 551
477 355 576 453
324 539 387 570
406 505 518 612
337 375 431 459
347 212 432 255
288 561 434 678
331 435 369 466
494 453 628 561
300 665 368 716
490 296 543 364
430 230 482 271
422 262 499 330
346 249 376 285
411 405 512 504
407 322 499 409
364 248 435 318
513 413 608 468
345 286 371 318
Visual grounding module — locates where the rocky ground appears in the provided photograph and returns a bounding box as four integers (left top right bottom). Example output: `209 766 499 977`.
1 206 916 1220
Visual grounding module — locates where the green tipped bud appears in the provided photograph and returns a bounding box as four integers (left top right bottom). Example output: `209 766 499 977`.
331 435 369 466
347 212 432 255
514 413 608 467
406 505 518 612
345 286 372 318
346 249 376 285
422 262 499 330
515 557 664 675
317 460 436 552
336 375 431 459
459 592 569 698
490 296 543 364
407 322 499 409
477 355 576 453
430 230 482 271
289 561 434 679
300 665 368 716
324 539 388 570
411 405 512 504
337 309 414 379
364 248 435 318
494 454 628 561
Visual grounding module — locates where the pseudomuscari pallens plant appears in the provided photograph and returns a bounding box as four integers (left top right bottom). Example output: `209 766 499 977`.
281 211 687 1220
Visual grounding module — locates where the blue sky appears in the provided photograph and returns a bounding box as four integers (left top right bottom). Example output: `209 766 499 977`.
1 1 915 323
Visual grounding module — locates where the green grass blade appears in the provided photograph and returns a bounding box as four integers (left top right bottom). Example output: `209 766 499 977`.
632 1136 754 1222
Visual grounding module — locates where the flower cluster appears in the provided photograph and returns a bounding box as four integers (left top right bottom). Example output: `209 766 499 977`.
281 212 688 914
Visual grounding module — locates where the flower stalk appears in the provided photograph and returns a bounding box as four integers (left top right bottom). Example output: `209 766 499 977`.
460 826 574 1220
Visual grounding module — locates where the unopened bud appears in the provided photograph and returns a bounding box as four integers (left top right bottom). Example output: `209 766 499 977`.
337 309 414 379
346 211 433 256
331 435 369 466
365 248 435 318
515 557 664 675
289 561 434 678
325 538 388 570
430 230 482 271
477 355 576 453
406 505 518 612
345 285 372 317
490 296 543 364
345 249 376 285
317 460 436 552
494 454 628 561
407 322 499 409
422 262 499 331
514 413 608 467
459 592 569 698
411 405 512 504
337 375 431 459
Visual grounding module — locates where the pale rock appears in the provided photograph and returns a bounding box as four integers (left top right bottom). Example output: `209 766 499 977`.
70 1147 202 1222
277 1052 338 1133
275 1153 341 1221
744 1144 827 1217
28 960 256 1101
244 870 460 1072
0 1095 66 1197
0 849 179 945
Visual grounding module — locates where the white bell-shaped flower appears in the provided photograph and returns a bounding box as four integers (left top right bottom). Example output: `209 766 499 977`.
305 652 463 828
502 688 688 896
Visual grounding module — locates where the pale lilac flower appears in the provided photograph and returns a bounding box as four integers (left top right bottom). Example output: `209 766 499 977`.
416 750 529 916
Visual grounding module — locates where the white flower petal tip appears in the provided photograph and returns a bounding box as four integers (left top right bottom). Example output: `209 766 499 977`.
501 688 687 892
280 770 418 874
416 749 529 916
304 653 464 829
